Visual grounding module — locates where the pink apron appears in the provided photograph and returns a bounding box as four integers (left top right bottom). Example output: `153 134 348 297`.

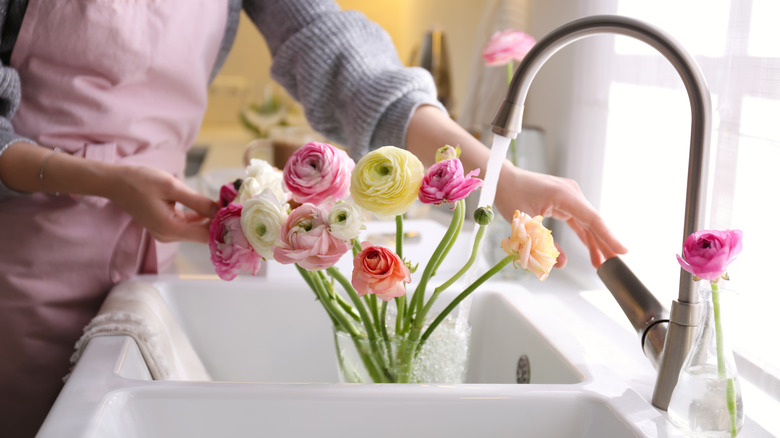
0 0 227 435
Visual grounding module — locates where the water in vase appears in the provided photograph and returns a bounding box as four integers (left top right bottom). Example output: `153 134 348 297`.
668 364 744 437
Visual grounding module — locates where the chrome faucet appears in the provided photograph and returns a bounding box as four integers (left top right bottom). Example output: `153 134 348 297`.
491 15 710 410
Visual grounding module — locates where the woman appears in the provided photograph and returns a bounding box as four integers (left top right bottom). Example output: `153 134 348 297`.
0 0 625 436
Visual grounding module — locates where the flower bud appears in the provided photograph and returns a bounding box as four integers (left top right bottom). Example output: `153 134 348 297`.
473 206 494 225
435 145 460 162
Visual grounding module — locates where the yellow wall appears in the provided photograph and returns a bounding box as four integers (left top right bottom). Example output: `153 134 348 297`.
202 1 491 132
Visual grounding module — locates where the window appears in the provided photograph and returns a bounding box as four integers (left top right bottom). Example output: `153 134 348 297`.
544 0 780 425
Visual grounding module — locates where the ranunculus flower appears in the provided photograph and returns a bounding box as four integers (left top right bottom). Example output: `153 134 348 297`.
235 176 263 204
482 29 536 66
351 243 411 302
240 190 289 259
283 142 355 206
676 229 743 282
501 211 559 281
328 201 365 241
273 203 350 270
245 158 286 203
418 158 483 205
435 145 460 163
350 146 424 218
209 203 263 281
218 180 240 207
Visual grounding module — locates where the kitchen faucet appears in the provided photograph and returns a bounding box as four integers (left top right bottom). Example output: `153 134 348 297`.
490 14 711 410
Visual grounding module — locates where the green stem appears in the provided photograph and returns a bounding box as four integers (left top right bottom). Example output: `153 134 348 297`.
430 200 465 277
327 267 377 342
395 296 405 334
297 265 357 336
419 255 514 347
380 301 393 366
395 215 404 260
418 223 488 325
405 200 465 332
298 265 388 382
327 267 392 379
434 224 487 295
711 282 738 437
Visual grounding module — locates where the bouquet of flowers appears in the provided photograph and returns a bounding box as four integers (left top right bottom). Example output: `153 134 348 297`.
208 141 559 383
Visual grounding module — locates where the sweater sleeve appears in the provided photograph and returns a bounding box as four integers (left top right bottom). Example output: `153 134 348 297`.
0 0 33 200
242 0 446 159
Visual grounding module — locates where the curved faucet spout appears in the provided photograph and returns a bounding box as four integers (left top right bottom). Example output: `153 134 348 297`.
491 15 711 410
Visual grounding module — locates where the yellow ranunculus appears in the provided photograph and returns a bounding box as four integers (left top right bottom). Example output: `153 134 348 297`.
501 211 559 281
350 146 424 218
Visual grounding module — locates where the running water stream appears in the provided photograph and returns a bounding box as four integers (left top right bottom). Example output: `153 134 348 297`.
456 133 514 329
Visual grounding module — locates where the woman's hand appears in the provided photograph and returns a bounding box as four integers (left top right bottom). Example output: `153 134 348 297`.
107 165 218 243
406 105 627 269
494 163 626 268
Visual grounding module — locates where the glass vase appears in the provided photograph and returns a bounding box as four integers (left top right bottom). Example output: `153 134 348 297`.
667 283 744 437
333 314 471 384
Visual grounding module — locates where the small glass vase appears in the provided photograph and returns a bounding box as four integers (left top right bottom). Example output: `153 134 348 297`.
668 283 744 437
333 314 471 384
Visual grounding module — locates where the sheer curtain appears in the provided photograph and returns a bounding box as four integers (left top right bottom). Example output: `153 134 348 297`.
526 0 779 413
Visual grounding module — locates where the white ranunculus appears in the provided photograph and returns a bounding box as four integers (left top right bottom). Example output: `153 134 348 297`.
246 158 286 202
240 190 289 259
235 176 262 204
327 201 365 241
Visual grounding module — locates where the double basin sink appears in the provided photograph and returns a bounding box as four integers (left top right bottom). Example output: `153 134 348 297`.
39 219 687 437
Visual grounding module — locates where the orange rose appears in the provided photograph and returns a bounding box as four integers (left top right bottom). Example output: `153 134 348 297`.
501 211 559 281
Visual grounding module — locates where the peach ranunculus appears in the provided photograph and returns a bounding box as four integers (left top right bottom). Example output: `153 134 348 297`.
351 243 411 302
418 158 483 206
501 211 559 281
676 229 743 282
350 146 424 218
283 142 355 206
482 29 536 66
209 203 263 281
273 203 351 270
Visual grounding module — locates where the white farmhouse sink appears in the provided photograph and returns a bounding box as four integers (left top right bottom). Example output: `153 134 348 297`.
91 384 645 438
42 218 750 437
153 277 583 385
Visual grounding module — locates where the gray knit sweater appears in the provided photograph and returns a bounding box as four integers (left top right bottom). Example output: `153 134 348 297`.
0 0 443 199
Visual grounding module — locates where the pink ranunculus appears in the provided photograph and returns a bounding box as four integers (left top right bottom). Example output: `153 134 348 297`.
283 142 355 206
482 30 536 66
351 243 411 302
273 203 350 270
418 159 483 205
676 229 743 282
218 180 240 207
208 203 263 281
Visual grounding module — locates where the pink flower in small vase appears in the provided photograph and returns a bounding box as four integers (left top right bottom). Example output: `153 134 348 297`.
482 30 536 66
209 203 263 281
273 203 351 270
418 159 483 205
283 142 355 206
351 244 411 302
677 229 743 282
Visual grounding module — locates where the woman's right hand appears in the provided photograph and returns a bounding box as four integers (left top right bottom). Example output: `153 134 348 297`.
0 142 218 243
107 164 219 243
